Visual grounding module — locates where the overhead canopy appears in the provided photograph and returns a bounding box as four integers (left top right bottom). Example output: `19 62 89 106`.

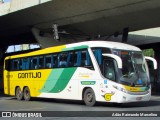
1 0 160 47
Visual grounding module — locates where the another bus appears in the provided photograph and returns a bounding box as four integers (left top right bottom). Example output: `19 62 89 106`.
3 41 157 106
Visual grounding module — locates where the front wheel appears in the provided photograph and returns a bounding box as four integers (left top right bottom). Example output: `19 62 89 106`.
23 87 31 101
15 87 23 100
83 88 96 106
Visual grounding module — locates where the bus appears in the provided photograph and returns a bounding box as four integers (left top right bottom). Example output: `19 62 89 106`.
3 41 157 106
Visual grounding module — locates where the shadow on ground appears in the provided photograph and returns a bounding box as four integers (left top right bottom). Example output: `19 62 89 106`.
6 96 160 108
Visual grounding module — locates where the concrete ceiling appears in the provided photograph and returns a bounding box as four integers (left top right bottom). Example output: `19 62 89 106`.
1 0 160 46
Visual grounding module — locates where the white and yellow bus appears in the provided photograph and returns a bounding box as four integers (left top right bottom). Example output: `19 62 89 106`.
3 41 157 106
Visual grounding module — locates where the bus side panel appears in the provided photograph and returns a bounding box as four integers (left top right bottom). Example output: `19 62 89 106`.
4 72 25 96
38 67 103 100
38 68 78 99
9 69 53 97
3 70 10 95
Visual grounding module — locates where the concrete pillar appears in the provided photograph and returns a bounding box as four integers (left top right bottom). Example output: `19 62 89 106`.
153 47 160 93
122 27 129 43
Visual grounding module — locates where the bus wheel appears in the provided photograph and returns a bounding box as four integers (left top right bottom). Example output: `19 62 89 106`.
83 88 96 106
16 87 23 100
23 87 31 101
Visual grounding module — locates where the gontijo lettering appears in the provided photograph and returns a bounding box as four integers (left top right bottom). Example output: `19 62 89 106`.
18 72 41 78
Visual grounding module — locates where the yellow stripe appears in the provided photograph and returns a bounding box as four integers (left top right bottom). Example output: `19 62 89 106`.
123 85 141 92
5 45 66 60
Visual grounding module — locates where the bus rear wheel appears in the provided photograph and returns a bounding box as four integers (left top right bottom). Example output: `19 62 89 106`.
16 87 23 100
23 87 31 101
83 88 96 106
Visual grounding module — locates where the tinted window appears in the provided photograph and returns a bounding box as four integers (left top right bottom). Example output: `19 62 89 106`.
5 59 11 71
103 59 116 81
11 59 21 71
31 57 39 69
58 52 68 67
45 55 52 68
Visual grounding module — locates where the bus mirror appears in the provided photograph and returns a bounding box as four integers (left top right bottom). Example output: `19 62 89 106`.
145 56 157 70
102 54 122 69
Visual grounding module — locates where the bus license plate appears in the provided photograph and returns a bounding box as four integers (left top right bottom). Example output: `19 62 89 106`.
136 97 142 100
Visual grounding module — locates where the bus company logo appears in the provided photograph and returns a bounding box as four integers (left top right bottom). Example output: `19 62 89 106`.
18 72 41 79
103 93 113 101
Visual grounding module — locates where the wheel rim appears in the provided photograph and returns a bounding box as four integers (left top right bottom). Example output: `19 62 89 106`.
25 90 29 98
17 88 22 98
86 92 93 103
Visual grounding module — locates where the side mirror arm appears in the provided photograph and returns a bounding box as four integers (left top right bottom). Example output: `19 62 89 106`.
145 56 157 69
102 54 122 69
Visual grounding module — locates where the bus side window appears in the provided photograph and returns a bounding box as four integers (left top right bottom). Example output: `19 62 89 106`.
81 49 94 69
5 59 11 71
93 49 102 65
58 52 68 67
69 51 81 67
67 52 71 67
13 60 17 70
39 56 44 69
53 54 57 68
22 58 30 70
76 51 81 67
45 55 53 68
19 59 22 70
12 59 20 71
81 51 86 66
81 50 89 66
31 57 39 69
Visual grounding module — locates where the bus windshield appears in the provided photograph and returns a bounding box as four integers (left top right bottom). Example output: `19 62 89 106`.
112 50 149 87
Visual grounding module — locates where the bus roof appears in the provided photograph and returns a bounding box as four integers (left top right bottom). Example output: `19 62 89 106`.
68 41 141 51
5 41 141 59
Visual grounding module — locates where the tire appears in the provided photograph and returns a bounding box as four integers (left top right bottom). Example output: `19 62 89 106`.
83 88 96 106
23 87 31 101
15 87 23 100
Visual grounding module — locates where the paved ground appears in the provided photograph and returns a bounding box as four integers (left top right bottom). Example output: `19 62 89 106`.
0 94 160 120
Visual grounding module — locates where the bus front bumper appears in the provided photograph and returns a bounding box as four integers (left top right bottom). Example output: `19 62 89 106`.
113 90 151 103
97 90 151 103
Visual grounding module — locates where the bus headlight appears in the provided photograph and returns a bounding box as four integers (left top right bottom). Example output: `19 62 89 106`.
113 85 128 93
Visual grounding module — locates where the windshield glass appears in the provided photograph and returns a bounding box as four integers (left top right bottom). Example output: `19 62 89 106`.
113 50 149 87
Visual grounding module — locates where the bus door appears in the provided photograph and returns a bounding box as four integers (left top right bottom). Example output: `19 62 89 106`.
146 58 157 93
102 54 122 83
103 58 116 82
145 57 157 93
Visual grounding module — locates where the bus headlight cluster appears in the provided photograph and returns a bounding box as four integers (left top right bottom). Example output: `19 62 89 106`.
113 85 128 93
